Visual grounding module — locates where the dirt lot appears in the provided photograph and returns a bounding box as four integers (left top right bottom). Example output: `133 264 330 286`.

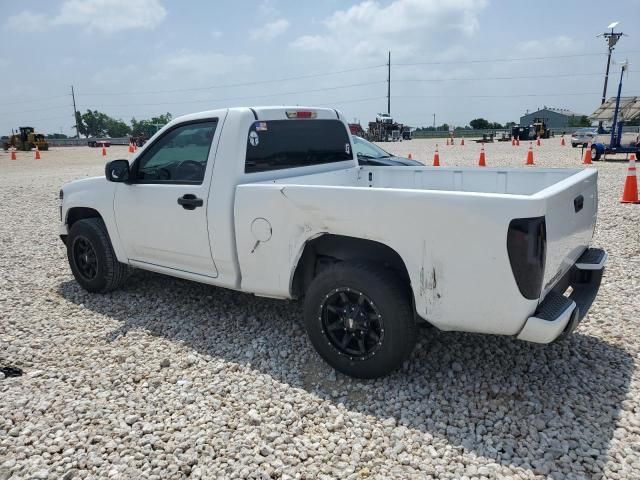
1 141 639 480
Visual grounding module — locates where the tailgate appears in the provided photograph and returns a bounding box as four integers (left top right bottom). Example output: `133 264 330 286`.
536 169 598 298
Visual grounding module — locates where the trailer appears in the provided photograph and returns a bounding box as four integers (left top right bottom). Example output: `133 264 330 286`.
367 114 404 142
590 64 640 161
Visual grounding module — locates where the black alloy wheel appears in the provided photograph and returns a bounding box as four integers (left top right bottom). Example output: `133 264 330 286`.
72 236 98 281
321 287 384 360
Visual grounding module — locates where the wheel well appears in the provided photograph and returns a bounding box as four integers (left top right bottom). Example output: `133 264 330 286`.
66 207 102 228
291 234 411 298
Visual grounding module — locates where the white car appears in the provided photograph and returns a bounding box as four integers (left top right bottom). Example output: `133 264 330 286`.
59 106 606 378
571 128 598 147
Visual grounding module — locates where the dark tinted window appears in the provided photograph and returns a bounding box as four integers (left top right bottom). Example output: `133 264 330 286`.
136 121 217 184
245 120 353 173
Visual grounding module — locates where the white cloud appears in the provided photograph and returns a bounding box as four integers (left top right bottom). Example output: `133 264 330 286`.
5 0 166 33
291 0 486 62
517 35 576 54
5 11 48 32
211 30 223 38
250 19 290 41
151 50 254 82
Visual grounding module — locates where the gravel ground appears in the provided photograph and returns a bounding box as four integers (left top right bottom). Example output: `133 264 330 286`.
0 140 639 480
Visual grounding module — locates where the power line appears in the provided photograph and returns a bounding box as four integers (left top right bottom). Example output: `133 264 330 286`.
3 103 71 116
83 81 387 108
2 94 70 106
394 50 640 67
79 64 387 96
394 91 640 99
395 70 639 83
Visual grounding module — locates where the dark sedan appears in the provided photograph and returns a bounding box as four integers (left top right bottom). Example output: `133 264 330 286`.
353 136 422 166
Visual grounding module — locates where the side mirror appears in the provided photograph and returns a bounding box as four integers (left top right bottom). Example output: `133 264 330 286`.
105 159 130 183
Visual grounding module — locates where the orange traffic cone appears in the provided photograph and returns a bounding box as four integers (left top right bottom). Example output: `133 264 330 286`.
433 144 440 166
102 145 107 157
526 143 535 165
445 138 449 146
460 137 464 146
10 147 17 160
35 145 41 160
128 142 134 153
516 137 520 146
511 136 515 146
408 153 412 160
583 143 592 165
621 154 639 203
536 136 541 146
561 136 566 146
478 146 486 167
134 142 138 152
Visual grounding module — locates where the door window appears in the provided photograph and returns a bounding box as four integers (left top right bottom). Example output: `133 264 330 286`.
135 120 217 184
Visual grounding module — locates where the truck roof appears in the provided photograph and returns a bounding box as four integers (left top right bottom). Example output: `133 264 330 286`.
171 106 343 125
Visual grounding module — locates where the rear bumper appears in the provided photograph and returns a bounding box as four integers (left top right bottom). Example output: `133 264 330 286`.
517 247 607 343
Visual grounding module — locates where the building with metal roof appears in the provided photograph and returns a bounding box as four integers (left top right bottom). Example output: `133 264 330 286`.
520 106 587 129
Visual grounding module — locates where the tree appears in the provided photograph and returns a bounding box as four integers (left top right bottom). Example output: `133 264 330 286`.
567 115 592 128
74 111 88 137
505 121 517 128
105 118 131 137
131 113 172 137
80 110 111 137
46 133 68 139
469 118 490 130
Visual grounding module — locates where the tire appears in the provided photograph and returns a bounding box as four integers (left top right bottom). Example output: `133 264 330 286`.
303 262 417 379
67 218 129 293
591 146 601 162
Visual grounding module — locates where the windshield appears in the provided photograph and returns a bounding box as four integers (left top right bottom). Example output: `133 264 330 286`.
352 136 391 159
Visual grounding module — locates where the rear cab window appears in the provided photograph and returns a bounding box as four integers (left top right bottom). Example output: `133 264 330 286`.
245 119 353 173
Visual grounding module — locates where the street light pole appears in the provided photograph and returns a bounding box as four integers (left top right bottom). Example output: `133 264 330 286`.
599 22 624 128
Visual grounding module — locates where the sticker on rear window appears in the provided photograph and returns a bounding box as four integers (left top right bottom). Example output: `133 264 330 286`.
255 122 268 131
345 143 351 155
249 131 260 147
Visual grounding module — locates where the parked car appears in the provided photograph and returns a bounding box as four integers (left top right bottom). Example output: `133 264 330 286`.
88 140 111 148
571 128 598 148
352 136 422 166
59 106 606 378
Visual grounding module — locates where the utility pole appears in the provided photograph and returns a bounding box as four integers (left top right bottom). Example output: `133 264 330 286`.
387 51 391 115
433 113 436 129
598 22 624 128
71 85 80 138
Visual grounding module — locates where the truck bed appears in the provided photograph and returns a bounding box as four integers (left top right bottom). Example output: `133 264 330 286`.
267 165 587 196
237 165 597 334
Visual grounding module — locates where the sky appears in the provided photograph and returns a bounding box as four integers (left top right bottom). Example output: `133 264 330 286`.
1 0 639 136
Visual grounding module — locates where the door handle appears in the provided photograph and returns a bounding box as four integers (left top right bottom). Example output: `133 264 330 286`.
177 194 203 210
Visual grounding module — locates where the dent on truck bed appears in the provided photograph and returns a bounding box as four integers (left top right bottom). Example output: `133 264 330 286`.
419 240 442 318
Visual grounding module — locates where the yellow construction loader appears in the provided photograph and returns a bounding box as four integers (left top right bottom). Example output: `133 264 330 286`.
2 126 49 151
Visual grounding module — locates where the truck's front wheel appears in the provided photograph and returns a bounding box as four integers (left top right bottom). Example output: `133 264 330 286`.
303 262 417 378
67 218 129 293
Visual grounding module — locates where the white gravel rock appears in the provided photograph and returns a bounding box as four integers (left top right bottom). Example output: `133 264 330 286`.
0 143 638 479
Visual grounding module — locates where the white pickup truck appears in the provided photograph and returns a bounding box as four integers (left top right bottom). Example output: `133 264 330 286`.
59 106 607 378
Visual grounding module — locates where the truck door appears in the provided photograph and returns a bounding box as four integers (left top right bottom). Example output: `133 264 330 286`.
113 117 224 278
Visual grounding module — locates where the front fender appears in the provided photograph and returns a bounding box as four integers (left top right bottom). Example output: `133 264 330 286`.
60 177 127 263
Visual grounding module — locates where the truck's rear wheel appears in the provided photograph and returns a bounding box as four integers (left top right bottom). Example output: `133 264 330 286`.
67 218 129 293
591 146 601 161
303 262 417 378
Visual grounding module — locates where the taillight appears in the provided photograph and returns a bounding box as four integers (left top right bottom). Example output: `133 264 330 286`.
507 217 546 299
286 110 316 119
